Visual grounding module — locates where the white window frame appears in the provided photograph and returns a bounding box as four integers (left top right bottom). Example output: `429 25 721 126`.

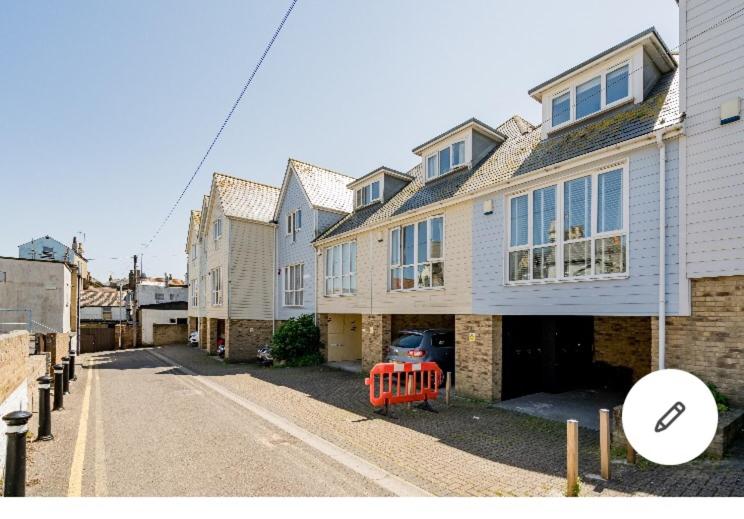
213 218 222 241
548 60 632 131
210 267 223 306
191 280 198 307
286 209 302 238
389 215 445 291
191 244 197 263
425 140 466 181
504 160 629 285
324 241 357 296
283 263 304 307
355 180 381 208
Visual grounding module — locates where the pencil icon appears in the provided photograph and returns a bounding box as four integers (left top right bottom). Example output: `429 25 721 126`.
655 401 686 432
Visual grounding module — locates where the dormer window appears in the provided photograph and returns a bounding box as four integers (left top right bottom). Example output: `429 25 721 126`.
549 61 631 130
355 180 380 208
426 140 465 180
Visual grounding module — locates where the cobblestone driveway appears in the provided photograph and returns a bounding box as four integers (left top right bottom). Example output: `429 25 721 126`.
159 346 744 497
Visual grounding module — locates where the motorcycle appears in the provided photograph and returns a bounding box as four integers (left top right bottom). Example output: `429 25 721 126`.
257 343 273 366
188 331 199 347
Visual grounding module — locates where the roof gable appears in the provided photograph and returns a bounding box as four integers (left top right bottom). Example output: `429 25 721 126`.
279 159 355 216
210 173 280 224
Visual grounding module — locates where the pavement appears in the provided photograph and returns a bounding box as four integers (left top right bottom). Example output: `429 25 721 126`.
24 344 744 497
493 390 626 430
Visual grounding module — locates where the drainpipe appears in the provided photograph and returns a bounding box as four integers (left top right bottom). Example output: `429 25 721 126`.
656 130 667 370
272 222 277 335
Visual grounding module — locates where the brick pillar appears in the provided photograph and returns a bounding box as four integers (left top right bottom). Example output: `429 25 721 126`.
361 314 391 372
455 315 502 401
199 317 207 349
318 314 329 361
205 318 218 354
594 316 652 382
225 319 273 362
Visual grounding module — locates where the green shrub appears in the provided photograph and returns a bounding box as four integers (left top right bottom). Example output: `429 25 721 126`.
707 382 730 413
270 314 323 367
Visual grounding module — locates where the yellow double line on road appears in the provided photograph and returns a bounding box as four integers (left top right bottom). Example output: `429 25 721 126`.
67 360 93 497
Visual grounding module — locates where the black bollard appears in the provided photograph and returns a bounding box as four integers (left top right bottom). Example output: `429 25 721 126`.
69 349 77 381
3 410 32 497
53 364 64 411
62 356 70 395
36 376 53 441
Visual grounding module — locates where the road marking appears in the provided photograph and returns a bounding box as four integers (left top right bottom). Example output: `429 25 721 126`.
146 349 432 497
93 367 108 496
68 360 94 497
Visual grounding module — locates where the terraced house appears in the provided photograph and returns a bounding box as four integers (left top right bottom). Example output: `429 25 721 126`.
272 159 355 358
187 172 279 361
315 27 692 402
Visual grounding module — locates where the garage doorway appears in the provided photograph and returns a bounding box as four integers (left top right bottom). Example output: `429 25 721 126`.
326 314 362 362
502 316 594 400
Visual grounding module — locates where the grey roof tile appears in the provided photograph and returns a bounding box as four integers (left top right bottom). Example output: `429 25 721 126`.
319 70 679 242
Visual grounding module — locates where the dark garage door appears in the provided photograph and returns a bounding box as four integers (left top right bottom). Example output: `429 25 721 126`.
502 316 594 400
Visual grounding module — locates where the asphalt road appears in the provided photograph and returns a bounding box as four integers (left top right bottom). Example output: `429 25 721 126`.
26 348 391 496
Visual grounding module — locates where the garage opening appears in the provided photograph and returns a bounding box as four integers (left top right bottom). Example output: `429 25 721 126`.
326 314 362 363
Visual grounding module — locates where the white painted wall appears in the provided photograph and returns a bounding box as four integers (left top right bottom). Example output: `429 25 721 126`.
140 309 188 345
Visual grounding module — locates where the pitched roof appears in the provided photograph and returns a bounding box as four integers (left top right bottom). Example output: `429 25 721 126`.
81 288 129 307
287 159 355 214
347 166 413 190
185 210 201 253
213 173 280 222
412 117 506 155
319 70 680 242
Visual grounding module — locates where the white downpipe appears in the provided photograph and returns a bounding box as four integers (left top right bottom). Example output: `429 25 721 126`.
272 223 277 335
656 130 667 370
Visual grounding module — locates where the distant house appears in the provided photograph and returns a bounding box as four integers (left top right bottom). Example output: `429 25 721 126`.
136 277 188 306
0 256 75 337
139 301 188 346
18 235 90 286
80 287 130 322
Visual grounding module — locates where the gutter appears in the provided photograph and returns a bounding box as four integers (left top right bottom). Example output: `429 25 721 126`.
314 123 684 247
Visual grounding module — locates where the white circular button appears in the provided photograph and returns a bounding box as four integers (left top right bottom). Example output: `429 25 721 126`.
622 369 718 465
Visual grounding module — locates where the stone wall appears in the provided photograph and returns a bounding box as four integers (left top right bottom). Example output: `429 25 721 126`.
455 315 502 401
205 318 219 354
0 331 28 405
152 323 188 346
115 324 135 349
653 276 744 406
45 332 69 369
317 315 328 360
391 314 455 337
199 317 208 350
361 314 391 372
225 319 273 362
594 317 652 382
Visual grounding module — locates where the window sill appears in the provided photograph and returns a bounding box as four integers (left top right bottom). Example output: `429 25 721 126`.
390 286 446 293
548 97 634 135
283 305 305 308
425 163 469 184
323 293 357 298
505 273 629 286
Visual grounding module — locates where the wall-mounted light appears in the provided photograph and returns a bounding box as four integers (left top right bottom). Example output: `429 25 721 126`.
483 199 494 215
376 231 383 243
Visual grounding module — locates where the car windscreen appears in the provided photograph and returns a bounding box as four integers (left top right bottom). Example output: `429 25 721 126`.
392 333 422 349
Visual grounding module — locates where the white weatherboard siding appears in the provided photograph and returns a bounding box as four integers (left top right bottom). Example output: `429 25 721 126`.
472 141 680 315
275 173 317 321
205 193 229 320
80 306 127 321
682 0 744 277
229 218 274 320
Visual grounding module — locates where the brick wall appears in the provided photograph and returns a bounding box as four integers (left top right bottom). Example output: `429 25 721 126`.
391 314 455 337
199 317 208 350
152 323 188 346
0 331 29 405
205 318 219 354
226 319 273 362
115 324 135 349
317 315 328 360
361 314 391 372
46 332 69 368
653 276 744 407
188 317 198 336
594 317 652 382
455 315 502 401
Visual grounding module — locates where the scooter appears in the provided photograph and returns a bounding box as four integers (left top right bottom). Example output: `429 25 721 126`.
188 331 199 347
257 344 273 366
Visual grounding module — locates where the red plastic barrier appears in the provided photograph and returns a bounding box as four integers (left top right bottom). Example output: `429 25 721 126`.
364 362 442 408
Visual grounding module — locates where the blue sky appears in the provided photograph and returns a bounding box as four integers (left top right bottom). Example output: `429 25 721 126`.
0 1 679 282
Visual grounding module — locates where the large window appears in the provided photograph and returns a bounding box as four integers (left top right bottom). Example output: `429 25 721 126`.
324 241 357 295
390 215 444 290
210 268 222 305
507 164 627 283
355 180 381 207
283 264 304 306
426 141 465 180
549 61 631 129
213 218 222 240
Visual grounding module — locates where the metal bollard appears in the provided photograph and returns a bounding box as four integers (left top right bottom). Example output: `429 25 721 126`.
36 376 53 441
69 349 77 381
62 356 71 395
3 410 32 497
53 364 65 411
